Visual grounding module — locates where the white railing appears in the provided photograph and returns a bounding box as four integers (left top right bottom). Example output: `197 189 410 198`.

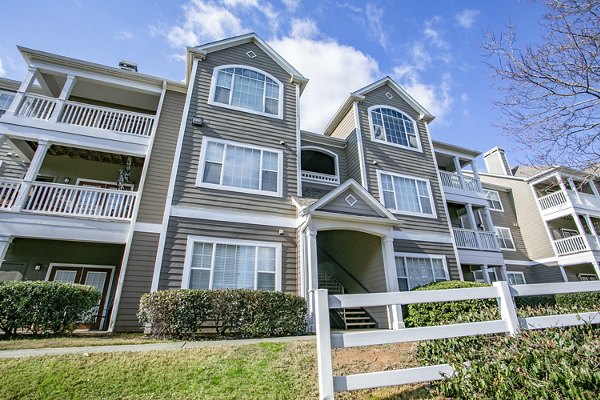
439 171 462 190
22 182 137 220
453 228 478 249
568 190 600 211
16 94 57 120
301 171 340 185
464 175 481 192
553 235 589 256
314 281 600 399
479 231 500 251
60 101 154 137
538 191 568 210
0 178 21 209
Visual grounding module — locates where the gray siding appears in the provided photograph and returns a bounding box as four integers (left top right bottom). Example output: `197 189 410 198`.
345 131 362 183
393 240 460 280
300 137 348 183
136 90 186 224
0 142 28 179
480 174 555 260
172 42 298 217
160 217 297 292
563 263 597 282
114 232 159 332
356 84 452 235
320 189 380 217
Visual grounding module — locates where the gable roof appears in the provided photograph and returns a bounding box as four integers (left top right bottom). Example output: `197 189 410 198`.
297 179 398 223
187 32 309 92
323 76 435 136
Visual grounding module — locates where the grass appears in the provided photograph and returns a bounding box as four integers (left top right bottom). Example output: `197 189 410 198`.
0 333 168 351
0 341 442 400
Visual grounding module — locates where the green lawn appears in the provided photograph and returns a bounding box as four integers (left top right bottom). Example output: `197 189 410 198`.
0 333 168 351
0 341 440 400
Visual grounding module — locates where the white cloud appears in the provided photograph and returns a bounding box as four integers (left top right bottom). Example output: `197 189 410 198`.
270 31 380 132
282 0 300 12
393 69 454 121
460 92 469 103
289 18 319 39
456 9 480 29
223 0 259 6
0 58 5 77
116 31 136 40
365 3 388 48
423 17 447 49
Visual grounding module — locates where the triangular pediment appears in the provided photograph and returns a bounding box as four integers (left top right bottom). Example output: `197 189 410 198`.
302 179 397 221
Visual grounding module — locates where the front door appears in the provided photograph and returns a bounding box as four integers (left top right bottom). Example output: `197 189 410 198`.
48 266 112 330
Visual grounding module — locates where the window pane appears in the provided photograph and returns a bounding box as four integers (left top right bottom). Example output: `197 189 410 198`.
222 145 261 190
203 163 222 184
257 272 275 290
406 257 434 289
214 87 230 104
212 244 256 289
216 71 233 88
265 98 278 115
262 151 278 171
205 142 224 163
398 278 409 291
393 176 420 213
192 242 213 269
261 171 278 192
0 93 15 111
231 73 265 112
190 269 210 289
395 257 407 277
54 270 77 284
257 247 276 272
431 259 446 279
371 108 417 148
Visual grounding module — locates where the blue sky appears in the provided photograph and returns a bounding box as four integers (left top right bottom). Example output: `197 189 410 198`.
0 0 548 167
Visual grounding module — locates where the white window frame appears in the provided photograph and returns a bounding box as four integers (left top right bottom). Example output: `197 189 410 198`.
0 90 16 117
300 146 340 186
376 170 437 218
484 189 504 211
196 136 284 197
495 226 516 251
207 64 284 119
367 105 422 152
395 253 449 291
181 235 282 291
507 271 527 285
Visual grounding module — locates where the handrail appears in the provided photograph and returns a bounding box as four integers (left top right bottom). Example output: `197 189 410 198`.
317 246 370 293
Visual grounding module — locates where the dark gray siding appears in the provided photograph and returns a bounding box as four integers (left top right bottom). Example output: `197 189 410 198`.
159 217 297 292
345 131 362 184
356 84 452 235
393 240 460 280
0 142 28 179
114 232 159 332
321 189 380 217
136 90 186 224
172 42 298 217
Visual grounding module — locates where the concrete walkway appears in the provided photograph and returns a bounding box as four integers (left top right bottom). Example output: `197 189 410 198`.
0 335 315 358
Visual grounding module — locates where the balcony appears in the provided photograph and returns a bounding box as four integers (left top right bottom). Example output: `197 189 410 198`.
439 171 488 206
301 170 340 186
537 189 600 219
553 235 600 256
0 177 136 221
453 228 500 251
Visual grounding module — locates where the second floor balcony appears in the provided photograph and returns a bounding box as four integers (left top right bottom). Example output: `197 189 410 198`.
453 228 500 252
533 173 600 219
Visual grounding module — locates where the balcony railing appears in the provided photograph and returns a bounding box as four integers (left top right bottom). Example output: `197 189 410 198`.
301 171 340 185
553 235 588 256
0 178 21 209
20 182 137 221
15 93 155 137
453 228 500 251
439 171 482 192
538 191 568 210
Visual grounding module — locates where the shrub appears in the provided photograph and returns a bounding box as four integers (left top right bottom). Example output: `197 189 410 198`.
0 281 100 336
515 291 600 318
139 289 307 339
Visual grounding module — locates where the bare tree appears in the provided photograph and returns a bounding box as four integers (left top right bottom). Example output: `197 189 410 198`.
484 0 600 173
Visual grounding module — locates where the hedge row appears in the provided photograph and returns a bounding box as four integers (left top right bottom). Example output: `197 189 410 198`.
0 281 100 336
138 289 307 339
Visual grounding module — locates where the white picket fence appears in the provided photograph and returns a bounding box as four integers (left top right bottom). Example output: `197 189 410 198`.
315 280 600 399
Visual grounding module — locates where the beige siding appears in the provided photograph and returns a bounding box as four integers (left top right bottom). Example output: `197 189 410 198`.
356 84 452 235
114 232 159 332
330 108 355 139
172 42 298 217
480 175 555 259
393 239 460 280
320 189 380 217
136 90 186 224
159 217 297 292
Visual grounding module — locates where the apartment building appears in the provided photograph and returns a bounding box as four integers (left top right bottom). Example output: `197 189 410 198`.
0 33 598 332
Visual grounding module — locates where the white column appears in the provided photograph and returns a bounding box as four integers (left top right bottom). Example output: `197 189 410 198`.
481 264 491 283
557 175 569 193
465 203 481 248
382 234 403 329
572 212 594 251
306 225 319 331
500 264 509 281
0 235 14 269
49 75 76 122
592 261 600 279
582 214 600 249
453 156 466 189
482 207 500 250
470 161 482 191
567 177 581 203
589 180 600 199
13 141 50 211
6 67 38 116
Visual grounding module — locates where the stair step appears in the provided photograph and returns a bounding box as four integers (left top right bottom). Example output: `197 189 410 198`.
345 317 371 321
346 322 376 327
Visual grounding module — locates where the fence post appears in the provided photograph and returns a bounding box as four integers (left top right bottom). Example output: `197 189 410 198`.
493 281 520 336
315 289 335 400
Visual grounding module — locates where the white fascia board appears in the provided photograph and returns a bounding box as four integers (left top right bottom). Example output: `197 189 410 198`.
392 230 454 244
171 205 300 228
322 94 363 136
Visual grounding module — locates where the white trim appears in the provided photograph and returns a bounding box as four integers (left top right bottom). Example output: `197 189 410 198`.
195 136 284 198
171 205 299 228
45 263 116 281
392 230 453 244
75 178 134 190
134 222 162 233
353 102 368 188
181 235 282 291
376 170 437 218
295 84 302 197
495 226 516 251
394 252 449 291
367 105 422 153
151 60 199 293
301 145 340 183
207 64 284 119
503 257 559 266
483 189 504 212
506 271 527 285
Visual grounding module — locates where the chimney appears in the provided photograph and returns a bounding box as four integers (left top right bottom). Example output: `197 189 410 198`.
483 147 512 176
118 60 138 72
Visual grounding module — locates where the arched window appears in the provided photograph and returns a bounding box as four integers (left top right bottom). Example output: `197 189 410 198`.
209 65 283 118
369 106 420 150
300 147 339 185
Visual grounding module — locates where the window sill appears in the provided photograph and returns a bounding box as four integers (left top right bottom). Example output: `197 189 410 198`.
207 100 283 120
195 181 283 198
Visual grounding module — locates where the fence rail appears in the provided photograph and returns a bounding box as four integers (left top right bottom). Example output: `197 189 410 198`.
301 171 340 185
0 178 21 209
553 235 588 255
315 280 600 399
537 190 568 210
16 94 57 120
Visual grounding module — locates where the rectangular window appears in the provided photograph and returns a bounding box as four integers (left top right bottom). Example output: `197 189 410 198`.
484 189 503 211
197 138 283 197
495 227 516 250
507 271 526 285
0 91 15 117
378 171 435 217
184 236 281 291
395 254 448 291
